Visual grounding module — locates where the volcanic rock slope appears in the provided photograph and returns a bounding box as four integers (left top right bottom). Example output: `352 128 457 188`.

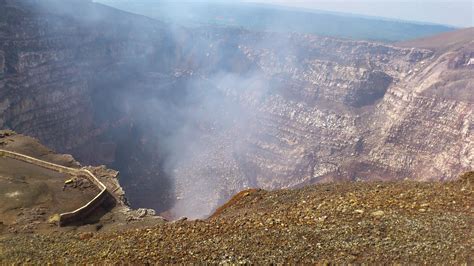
1 173 473 264
0 0 472 217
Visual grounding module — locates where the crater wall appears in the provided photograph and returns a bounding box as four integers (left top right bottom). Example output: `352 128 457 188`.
0 1 472 218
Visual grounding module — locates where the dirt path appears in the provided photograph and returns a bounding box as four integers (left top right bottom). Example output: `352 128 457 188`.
0 157 99 233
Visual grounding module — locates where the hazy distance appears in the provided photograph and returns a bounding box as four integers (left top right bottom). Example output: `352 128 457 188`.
141 0 473 27
251 0 473 27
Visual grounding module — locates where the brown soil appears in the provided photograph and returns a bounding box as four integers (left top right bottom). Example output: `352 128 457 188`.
0 131 100 234
0 130 81 168
0 131 171 235
0 157 99 234
1 176 472 264
209 188 261 219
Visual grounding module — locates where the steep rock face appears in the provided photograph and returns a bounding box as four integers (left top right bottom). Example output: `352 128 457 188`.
0 50 4 77
368 35 474 181
0 0 173 151
0 1 472 218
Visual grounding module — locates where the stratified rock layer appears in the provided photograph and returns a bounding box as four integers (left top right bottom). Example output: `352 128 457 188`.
0 1 472 217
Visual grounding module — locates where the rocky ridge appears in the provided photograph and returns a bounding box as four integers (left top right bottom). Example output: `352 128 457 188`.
1 172 472 264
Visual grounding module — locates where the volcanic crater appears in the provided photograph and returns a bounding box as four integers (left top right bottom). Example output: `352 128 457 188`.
0 0 472 220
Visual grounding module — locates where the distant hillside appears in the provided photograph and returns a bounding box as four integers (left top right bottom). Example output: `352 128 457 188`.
397 27 474 50
97 0 455 42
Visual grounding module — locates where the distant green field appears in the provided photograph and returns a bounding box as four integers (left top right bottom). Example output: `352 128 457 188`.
97 0 456 42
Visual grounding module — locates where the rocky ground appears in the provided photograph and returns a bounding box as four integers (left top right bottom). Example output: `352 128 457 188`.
0 131 164 235
1 172 472 264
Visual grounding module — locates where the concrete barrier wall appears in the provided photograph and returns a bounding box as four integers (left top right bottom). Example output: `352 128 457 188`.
0 149 108 226
0 150 79 173
58 188 109 226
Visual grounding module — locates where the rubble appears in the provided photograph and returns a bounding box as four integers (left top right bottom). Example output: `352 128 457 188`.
1 178 472 264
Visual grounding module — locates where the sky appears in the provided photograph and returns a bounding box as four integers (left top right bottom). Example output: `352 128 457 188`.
97 0 473 27
242 0 473 27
